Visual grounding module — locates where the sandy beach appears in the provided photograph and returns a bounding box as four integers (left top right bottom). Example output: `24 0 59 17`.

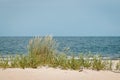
0 67 120 80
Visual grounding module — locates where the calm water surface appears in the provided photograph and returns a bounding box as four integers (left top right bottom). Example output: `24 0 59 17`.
0 37 120 59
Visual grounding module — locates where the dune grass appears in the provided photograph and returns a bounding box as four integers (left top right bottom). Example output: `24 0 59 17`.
0 35 120 71
116 60 120 70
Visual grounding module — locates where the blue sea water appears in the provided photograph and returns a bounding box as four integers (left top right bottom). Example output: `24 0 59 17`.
0 37 120 59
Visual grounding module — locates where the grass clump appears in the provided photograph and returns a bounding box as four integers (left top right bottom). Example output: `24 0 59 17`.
54 53 68 69
116 60 120 70
69 55 79 70
91 55 105 70
0 56 9 69
28 36 57 65
28 36 56 57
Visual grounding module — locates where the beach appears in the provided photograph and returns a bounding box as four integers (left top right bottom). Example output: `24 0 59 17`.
0 36 120 80
0 67 120 80
0 0 120 80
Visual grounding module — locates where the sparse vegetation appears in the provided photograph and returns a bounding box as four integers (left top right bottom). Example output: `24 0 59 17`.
116 60 120 71
0 35 120 71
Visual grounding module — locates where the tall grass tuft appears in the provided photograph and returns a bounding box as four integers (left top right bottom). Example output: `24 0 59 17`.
27 35 57 66
28 36 56 55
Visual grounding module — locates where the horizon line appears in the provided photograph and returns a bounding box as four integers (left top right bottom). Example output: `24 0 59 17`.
0 35 120 37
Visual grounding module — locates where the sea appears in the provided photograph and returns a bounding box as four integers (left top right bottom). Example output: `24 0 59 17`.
0 37 120 59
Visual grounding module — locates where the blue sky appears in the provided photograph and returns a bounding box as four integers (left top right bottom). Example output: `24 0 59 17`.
0 0 120 36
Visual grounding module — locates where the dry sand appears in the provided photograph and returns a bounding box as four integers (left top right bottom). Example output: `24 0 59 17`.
0 67 120 80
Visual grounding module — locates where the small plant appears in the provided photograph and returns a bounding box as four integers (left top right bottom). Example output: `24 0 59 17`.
28 54 40 68
78 54 84 67
104 60 113 70
92 55 105 70
18 55 28 69
0 56 9 69
116 60 120 71
10 55 20 68
56 53 68 69
84 59 91 69
69 55 78 70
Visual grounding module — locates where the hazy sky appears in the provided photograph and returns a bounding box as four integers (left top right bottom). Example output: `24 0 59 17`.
0 0 120 36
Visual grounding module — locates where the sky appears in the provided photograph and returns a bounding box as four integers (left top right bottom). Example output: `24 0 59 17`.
0 0 120 36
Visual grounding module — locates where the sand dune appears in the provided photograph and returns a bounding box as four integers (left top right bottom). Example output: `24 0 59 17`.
0 67 120 80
